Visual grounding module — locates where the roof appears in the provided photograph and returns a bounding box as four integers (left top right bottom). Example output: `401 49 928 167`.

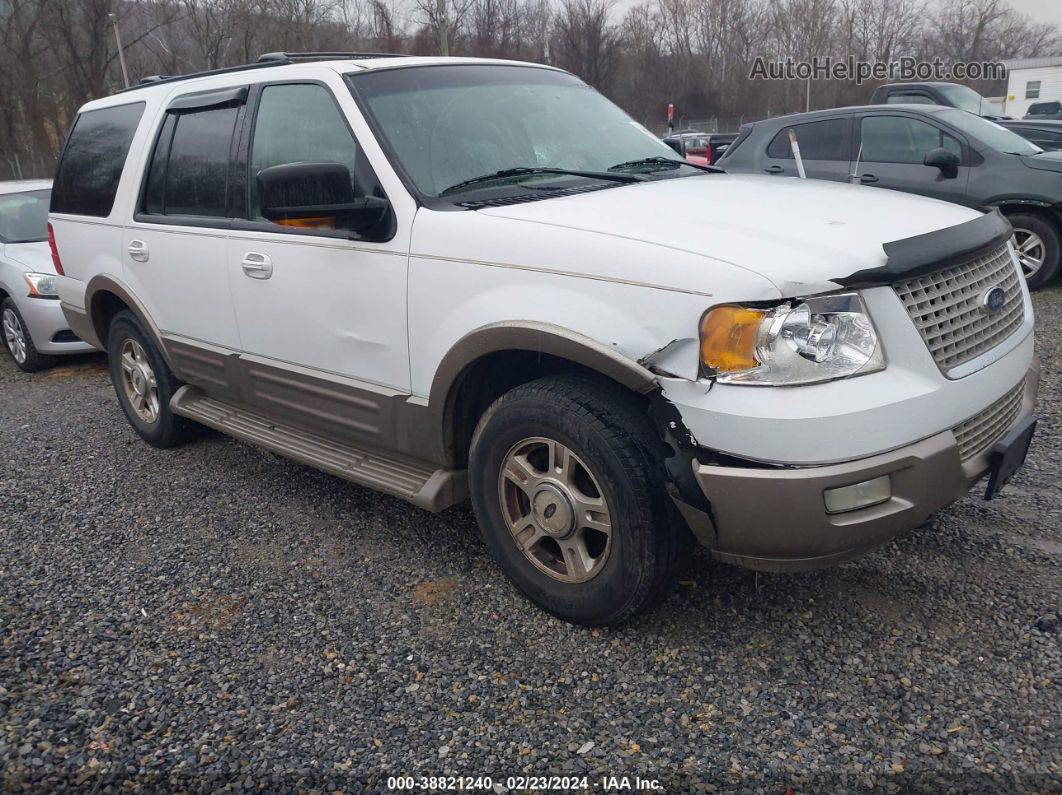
747 103 952 126
0 179 51 194
82 55 558 112
1003 57 1062 72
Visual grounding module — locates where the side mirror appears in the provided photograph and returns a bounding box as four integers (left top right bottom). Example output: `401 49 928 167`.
257 161 389 237
663 138 686 157
924 148 960 178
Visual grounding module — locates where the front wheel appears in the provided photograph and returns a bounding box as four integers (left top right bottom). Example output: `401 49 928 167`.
468 374 687 626
2 298 54 372
1008 213 1061 289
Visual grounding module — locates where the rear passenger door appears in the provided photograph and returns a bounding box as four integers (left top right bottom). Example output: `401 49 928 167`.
124 87 246 366
760 117 852 182
224 79 411 445
853 113 972 204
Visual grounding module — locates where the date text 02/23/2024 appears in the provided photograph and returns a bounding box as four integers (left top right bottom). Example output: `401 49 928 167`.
386 775 665 791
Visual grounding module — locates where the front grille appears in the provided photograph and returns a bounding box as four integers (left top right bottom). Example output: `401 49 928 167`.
952 378 1025 461
893 242 1024 373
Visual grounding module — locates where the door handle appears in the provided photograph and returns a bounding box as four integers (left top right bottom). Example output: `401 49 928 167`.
127 240 149 262
764 165 784 174
859 174 879 183
241 252 273 279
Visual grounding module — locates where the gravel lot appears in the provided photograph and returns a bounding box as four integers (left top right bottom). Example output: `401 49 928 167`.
2 289 1060 793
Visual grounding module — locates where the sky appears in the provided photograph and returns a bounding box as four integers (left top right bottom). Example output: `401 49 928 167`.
1006 0 1062 27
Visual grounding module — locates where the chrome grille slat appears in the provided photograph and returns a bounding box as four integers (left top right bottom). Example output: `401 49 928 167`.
893 243 1024 372
952 379 1025 461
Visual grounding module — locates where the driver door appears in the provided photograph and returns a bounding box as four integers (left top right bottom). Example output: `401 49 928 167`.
225 79 411 445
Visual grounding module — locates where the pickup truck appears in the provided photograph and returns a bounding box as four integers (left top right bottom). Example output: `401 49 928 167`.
869 82 1008 120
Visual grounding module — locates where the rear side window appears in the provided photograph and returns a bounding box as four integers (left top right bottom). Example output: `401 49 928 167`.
52 102 145 217
766 119 848 160
885 93 935 105
142 102 241 218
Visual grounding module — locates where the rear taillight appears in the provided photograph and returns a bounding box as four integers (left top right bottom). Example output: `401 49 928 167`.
705 145 713 165
47 222 64 275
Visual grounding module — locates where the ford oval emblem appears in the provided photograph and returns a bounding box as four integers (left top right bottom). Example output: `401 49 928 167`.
982 286 1007 314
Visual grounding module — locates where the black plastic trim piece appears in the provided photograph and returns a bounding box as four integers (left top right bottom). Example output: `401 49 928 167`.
832 209 1013 288
167 85 249 112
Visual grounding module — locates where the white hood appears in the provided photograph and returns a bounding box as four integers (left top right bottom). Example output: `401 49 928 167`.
478 173 981 295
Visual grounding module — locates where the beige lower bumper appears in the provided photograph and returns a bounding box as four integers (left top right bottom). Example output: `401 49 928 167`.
690 362 1040 573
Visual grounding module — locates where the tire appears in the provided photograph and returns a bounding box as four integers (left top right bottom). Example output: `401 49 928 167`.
2 297 55 372
1008 212 1061 289
468 373 687 626
107 310 196 448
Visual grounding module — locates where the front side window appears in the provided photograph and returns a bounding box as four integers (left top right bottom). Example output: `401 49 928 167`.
142 104 240 218
0 189 51 243
350 65 695 198
52 102 144 217
1026 81 1042 99
1028 101 1060 115
249 83 370 220
935 108 1041 155
859 116 961 163
766 118 848 160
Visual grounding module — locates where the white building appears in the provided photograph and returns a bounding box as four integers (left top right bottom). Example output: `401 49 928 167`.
1003 57 1062 118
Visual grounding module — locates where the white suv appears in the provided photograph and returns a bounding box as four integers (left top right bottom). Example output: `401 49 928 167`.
51 53 1038 625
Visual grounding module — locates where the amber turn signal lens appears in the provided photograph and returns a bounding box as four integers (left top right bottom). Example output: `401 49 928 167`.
700 305 765 372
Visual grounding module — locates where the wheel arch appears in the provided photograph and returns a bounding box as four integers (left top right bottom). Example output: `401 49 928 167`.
85 275 174 369
426 322 659 468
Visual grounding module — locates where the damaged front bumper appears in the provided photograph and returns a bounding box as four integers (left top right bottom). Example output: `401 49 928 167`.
673 361 1039 573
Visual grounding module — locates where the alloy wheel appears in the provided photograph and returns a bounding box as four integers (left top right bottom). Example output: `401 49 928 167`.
498 436 613 583
2 308 27 364
1013 229 1045 279
119 338 160 424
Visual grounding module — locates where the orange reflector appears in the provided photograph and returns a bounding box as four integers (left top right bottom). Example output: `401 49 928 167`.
274 216 335 229
700 305 765 372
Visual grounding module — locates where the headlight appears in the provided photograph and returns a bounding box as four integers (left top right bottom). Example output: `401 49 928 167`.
699 292 885 386
23 272 59 298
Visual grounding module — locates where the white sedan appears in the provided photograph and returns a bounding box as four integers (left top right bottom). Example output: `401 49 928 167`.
0 180 94 371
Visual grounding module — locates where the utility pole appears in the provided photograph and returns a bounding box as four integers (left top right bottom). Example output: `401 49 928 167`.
436 0 449 56
805 77 811 112
111 13 130 89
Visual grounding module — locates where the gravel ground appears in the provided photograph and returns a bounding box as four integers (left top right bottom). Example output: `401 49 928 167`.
1 290 1060 794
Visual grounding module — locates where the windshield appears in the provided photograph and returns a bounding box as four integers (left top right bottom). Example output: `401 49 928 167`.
350 65 693 198
935 84 995 116
935 109 1043 155
0 188 50 243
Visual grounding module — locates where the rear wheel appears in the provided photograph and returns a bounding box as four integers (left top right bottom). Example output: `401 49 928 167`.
1008 212 1061 289
107 310 196 448
469 374 687 626
2 298 54 372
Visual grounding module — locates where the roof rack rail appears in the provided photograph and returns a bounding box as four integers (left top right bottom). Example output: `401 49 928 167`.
258 51 409 63
116 51 408 95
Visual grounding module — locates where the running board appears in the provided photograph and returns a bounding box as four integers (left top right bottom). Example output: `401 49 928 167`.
171 386 467 511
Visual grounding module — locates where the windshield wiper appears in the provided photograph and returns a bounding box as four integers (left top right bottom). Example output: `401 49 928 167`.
440 167 645 196
609 156 722 174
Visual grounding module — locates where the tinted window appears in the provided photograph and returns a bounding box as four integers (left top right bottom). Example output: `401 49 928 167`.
0 189 51 243
935 109 1041 155
859 116 961 163
886 93 935 105
164 107 239 217
1029 101 1061 115
766 119 848 160
52 103 144 217
249 84 362 219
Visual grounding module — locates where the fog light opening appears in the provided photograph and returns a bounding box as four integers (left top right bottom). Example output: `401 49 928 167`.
823 475 891 514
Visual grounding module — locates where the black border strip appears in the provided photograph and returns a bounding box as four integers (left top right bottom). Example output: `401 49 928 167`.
832 209 1013 288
